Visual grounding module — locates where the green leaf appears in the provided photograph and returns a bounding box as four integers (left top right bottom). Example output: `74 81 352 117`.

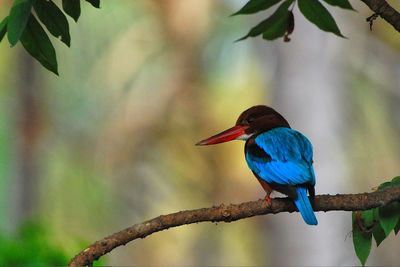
263 8 292 40
7 0 32 46
0 17 8 42
237 0 293 41
62 0 81 22
391 176 400 184
379 201 400 236
20 14 58 75
85 0 100 8
32 0 70 47
352 212 372 266
361 209 374 228
231 0 282 16
372 222 386 246
394 220 400 235
297 0 345 37
322 0 354 10
378 181 392 190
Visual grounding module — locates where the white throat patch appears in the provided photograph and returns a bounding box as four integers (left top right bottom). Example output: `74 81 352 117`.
236 133 254 141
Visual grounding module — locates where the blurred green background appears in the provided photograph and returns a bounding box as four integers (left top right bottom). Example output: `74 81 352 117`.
0 0 399 265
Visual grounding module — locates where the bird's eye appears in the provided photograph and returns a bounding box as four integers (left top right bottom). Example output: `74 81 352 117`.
247 117 255 123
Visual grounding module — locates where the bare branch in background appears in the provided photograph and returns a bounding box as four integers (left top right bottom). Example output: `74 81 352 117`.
68 186 400 266
360 0 400 32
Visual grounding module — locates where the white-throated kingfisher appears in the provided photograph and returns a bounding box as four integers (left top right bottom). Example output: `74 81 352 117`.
196 105 318 225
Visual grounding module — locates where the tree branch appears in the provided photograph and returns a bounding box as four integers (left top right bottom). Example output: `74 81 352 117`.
360 0 400 32
68 186 400 266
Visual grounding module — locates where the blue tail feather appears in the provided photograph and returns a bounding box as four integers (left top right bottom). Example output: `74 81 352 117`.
294 187 318 225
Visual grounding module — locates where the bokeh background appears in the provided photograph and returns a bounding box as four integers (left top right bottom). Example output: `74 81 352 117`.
0 0 399 265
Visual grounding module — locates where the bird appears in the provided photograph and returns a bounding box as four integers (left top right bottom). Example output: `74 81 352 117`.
196 105 318 225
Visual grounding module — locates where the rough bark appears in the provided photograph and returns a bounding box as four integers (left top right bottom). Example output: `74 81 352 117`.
68 186 400 266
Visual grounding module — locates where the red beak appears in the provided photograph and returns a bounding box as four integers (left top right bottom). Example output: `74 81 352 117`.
196 125 249 146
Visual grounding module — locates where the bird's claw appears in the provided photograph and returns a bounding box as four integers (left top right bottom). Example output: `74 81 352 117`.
265 194 272 206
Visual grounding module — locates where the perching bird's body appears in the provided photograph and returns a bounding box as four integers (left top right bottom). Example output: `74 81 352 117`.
196 105 318 225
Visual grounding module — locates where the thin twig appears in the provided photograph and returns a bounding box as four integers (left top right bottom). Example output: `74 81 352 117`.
68 186 400 266
366 13 379 30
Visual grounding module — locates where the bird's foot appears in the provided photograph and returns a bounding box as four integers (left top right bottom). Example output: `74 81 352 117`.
264 194 272 206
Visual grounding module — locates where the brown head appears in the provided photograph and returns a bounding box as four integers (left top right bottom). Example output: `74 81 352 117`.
196 105 290 146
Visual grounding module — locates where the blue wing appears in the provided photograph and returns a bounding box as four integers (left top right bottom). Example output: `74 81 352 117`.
246 127 315 187
245 127 318 225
